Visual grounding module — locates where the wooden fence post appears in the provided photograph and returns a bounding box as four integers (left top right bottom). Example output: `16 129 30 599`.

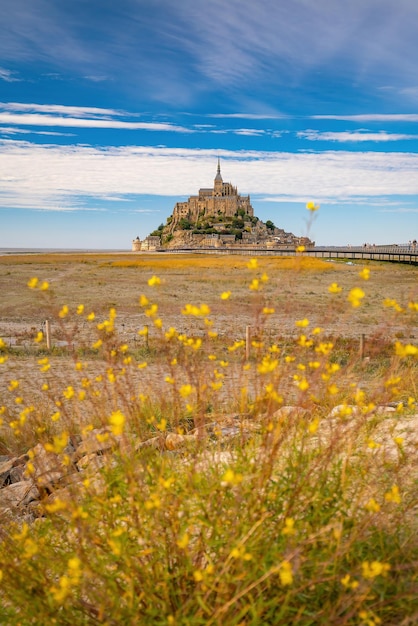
245 325 251 361
359 333 365 359
45 319 51 350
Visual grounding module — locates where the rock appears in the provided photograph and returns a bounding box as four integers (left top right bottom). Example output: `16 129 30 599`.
0 481 39 510
73 429 114 459
273 406 309 419
375 405 396 414
165 433 196 450
0 457 16 487
328 405 360 418
136 436 166 451
76 452 107 472
9 465 25 484
30 443 70 488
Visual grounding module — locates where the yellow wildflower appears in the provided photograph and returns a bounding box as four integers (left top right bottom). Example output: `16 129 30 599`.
230 545 252 561
297 378 309 391
328 282 342 294
220 291 231 300
384 485 401 504
365 498 381 513
358 610 381 625
348 287 365 307
156 418 167 432
109 410 125 436
395 341 418 357
361 561 390 579
222 468 243 485
148 275 161 286
257 356 278 374
340 574 359 589
383 298 403 312
177 533 189 549
306 201 320 211
181 303 210 317
359 267 370 280
179 384 193 398
27 277 39 289
278 560 293 585
298 334 313 347
63 386 74 400
308 361 321 369
247 258 258 269
308 417 320 433
44 432 69 454
281 517 296 536
58 305 69 318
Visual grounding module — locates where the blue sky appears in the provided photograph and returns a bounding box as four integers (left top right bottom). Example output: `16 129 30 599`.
1 0 418 249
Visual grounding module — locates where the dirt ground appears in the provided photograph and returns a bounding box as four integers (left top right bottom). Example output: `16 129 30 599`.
0 252 417 425
1 252 417 342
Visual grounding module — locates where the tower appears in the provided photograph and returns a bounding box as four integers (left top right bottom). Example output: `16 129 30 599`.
214 157 223 197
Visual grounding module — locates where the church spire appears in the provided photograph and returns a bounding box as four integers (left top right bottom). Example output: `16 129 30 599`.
215 157 223 182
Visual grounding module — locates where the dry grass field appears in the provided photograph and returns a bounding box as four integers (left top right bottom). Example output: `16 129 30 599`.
1 252 416 403
1 251 417 341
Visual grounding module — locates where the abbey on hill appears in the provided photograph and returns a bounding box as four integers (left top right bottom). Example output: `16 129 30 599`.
132 161 313 251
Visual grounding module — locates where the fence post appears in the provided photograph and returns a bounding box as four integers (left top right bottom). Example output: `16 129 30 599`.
245 325 251 361
359 333 365 359
45 319 51 350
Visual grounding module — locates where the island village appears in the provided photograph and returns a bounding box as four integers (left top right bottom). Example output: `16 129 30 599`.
132 161 314 251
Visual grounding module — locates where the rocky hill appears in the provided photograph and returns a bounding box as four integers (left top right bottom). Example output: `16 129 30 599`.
133 162 313 251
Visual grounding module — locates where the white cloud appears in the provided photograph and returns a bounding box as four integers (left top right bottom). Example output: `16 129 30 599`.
0 68 20 82
207 113 285 120
233 129 266 136
0 112 192 132
0 126 75 137
1 141 418 213
312 114 418 122
298 130 417 142
0 102 125 118
378 208 418 213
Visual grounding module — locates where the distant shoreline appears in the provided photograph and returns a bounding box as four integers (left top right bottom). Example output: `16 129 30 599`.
0 248 129 256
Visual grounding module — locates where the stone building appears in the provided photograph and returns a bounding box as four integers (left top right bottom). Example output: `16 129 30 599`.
169 160 253 232
131 235 160 251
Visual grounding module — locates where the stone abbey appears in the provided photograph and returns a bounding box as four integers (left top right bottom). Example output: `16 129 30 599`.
170 158 253 229
132 162 313 251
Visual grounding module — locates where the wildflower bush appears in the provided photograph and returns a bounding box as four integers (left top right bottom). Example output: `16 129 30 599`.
0 246 417 624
